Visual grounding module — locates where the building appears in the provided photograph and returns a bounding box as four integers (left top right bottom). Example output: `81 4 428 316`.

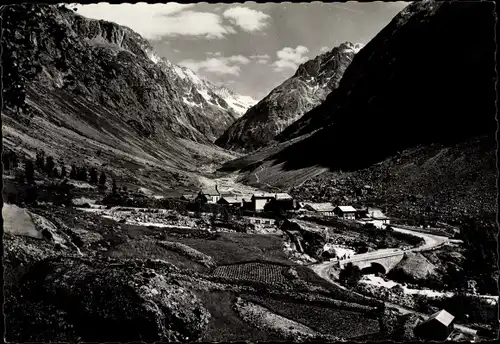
265 193 298 212
367 207 391 224
245 216 275 226
414 309 455 341
333 206 357 220
301 202 335 216
217 196 243 207
180 194 196 202
196 186 221 204
251 193 276 212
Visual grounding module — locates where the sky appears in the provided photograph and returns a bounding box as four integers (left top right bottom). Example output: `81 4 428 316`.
74 1 408 100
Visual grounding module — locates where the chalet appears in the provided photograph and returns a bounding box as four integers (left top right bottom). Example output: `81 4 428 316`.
265 193 298 212
196 186 221 204
367 207 391 224
180 194 196 202
251 193 276 212
333 206 357 220
217 196 243 207
301 202 335 216
414 309 455 341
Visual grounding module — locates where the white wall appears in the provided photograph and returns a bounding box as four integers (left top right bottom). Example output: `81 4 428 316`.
254 199 268 211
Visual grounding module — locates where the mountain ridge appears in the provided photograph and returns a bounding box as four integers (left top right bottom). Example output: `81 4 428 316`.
219 0 496 215
1 4 247 191
215 42 363 152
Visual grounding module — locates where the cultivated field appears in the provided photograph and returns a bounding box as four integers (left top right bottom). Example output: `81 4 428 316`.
212 262 288 285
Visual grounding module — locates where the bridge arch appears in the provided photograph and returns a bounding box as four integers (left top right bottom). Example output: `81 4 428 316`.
361 262 387 275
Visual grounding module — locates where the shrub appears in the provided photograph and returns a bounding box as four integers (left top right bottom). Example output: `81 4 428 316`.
339 263 362 288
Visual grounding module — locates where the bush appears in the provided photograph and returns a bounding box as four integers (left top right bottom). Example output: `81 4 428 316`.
339 263 362 288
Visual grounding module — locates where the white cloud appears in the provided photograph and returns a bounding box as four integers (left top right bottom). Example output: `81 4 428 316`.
272 45 309 71
222 6 271 33
250 54 270 60
250 54 270 65
74 3 236 40
178 55 251 76
228 55 250 64
320 46 329 53
173 49 181 53
206 52 223 57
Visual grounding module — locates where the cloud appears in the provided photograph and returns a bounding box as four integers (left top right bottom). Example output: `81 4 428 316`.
272 45 309 71
74 3 236 40
320 46 329 53
206 52 223 56
222 6 271 33
227 55 250 64
250 54 270 65
178 55 250 76
250 54 270 60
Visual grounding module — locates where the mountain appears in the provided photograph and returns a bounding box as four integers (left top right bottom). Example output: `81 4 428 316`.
171 65 257 117
1 4 248 192
219 0 496 217
215 42 363 153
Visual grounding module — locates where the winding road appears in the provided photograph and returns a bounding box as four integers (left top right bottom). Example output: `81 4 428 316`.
310 223 479 335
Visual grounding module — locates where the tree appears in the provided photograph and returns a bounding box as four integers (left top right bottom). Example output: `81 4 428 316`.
61 165 67 178
45 156 55 176
339 262 362 288
89 167 98 184
112 179 118 195
2 152 11 171
35 151 45 171
77 166 88 181
99 171 107 188
53 179 73 207
24 159 34 185
69 164 77 179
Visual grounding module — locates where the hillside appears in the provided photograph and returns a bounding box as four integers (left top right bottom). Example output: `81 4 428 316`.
215 42 363 153
219 0 497 216
1 4 250 191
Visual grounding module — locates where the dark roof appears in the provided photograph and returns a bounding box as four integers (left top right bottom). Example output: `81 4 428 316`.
219 196 242 204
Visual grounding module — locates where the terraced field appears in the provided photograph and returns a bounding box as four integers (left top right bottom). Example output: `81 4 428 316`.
212 262 288 285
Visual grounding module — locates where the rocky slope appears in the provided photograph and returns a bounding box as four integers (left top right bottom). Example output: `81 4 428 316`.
215 42 363 152
220 0 496 200
1 4 249 191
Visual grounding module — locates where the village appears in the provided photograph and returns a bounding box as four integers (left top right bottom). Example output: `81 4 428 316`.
182 185 391 226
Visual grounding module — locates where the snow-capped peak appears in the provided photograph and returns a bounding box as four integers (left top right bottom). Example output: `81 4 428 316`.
172 64 256 116
343 42 365 54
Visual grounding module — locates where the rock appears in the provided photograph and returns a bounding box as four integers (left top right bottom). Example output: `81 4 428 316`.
5 257 211 342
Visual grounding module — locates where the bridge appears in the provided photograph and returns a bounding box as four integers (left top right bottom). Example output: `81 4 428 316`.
337 248 405 274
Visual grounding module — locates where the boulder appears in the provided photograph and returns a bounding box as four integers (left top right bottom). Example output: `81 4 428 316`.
5 257 211 342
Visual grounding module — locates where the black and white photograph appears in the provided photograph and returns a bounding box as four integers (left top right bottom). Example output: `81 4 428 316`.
1 0 498 342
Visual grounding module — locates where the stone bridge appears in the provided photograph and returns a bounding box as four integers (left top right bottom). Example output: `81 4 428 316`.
338 249 405 275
